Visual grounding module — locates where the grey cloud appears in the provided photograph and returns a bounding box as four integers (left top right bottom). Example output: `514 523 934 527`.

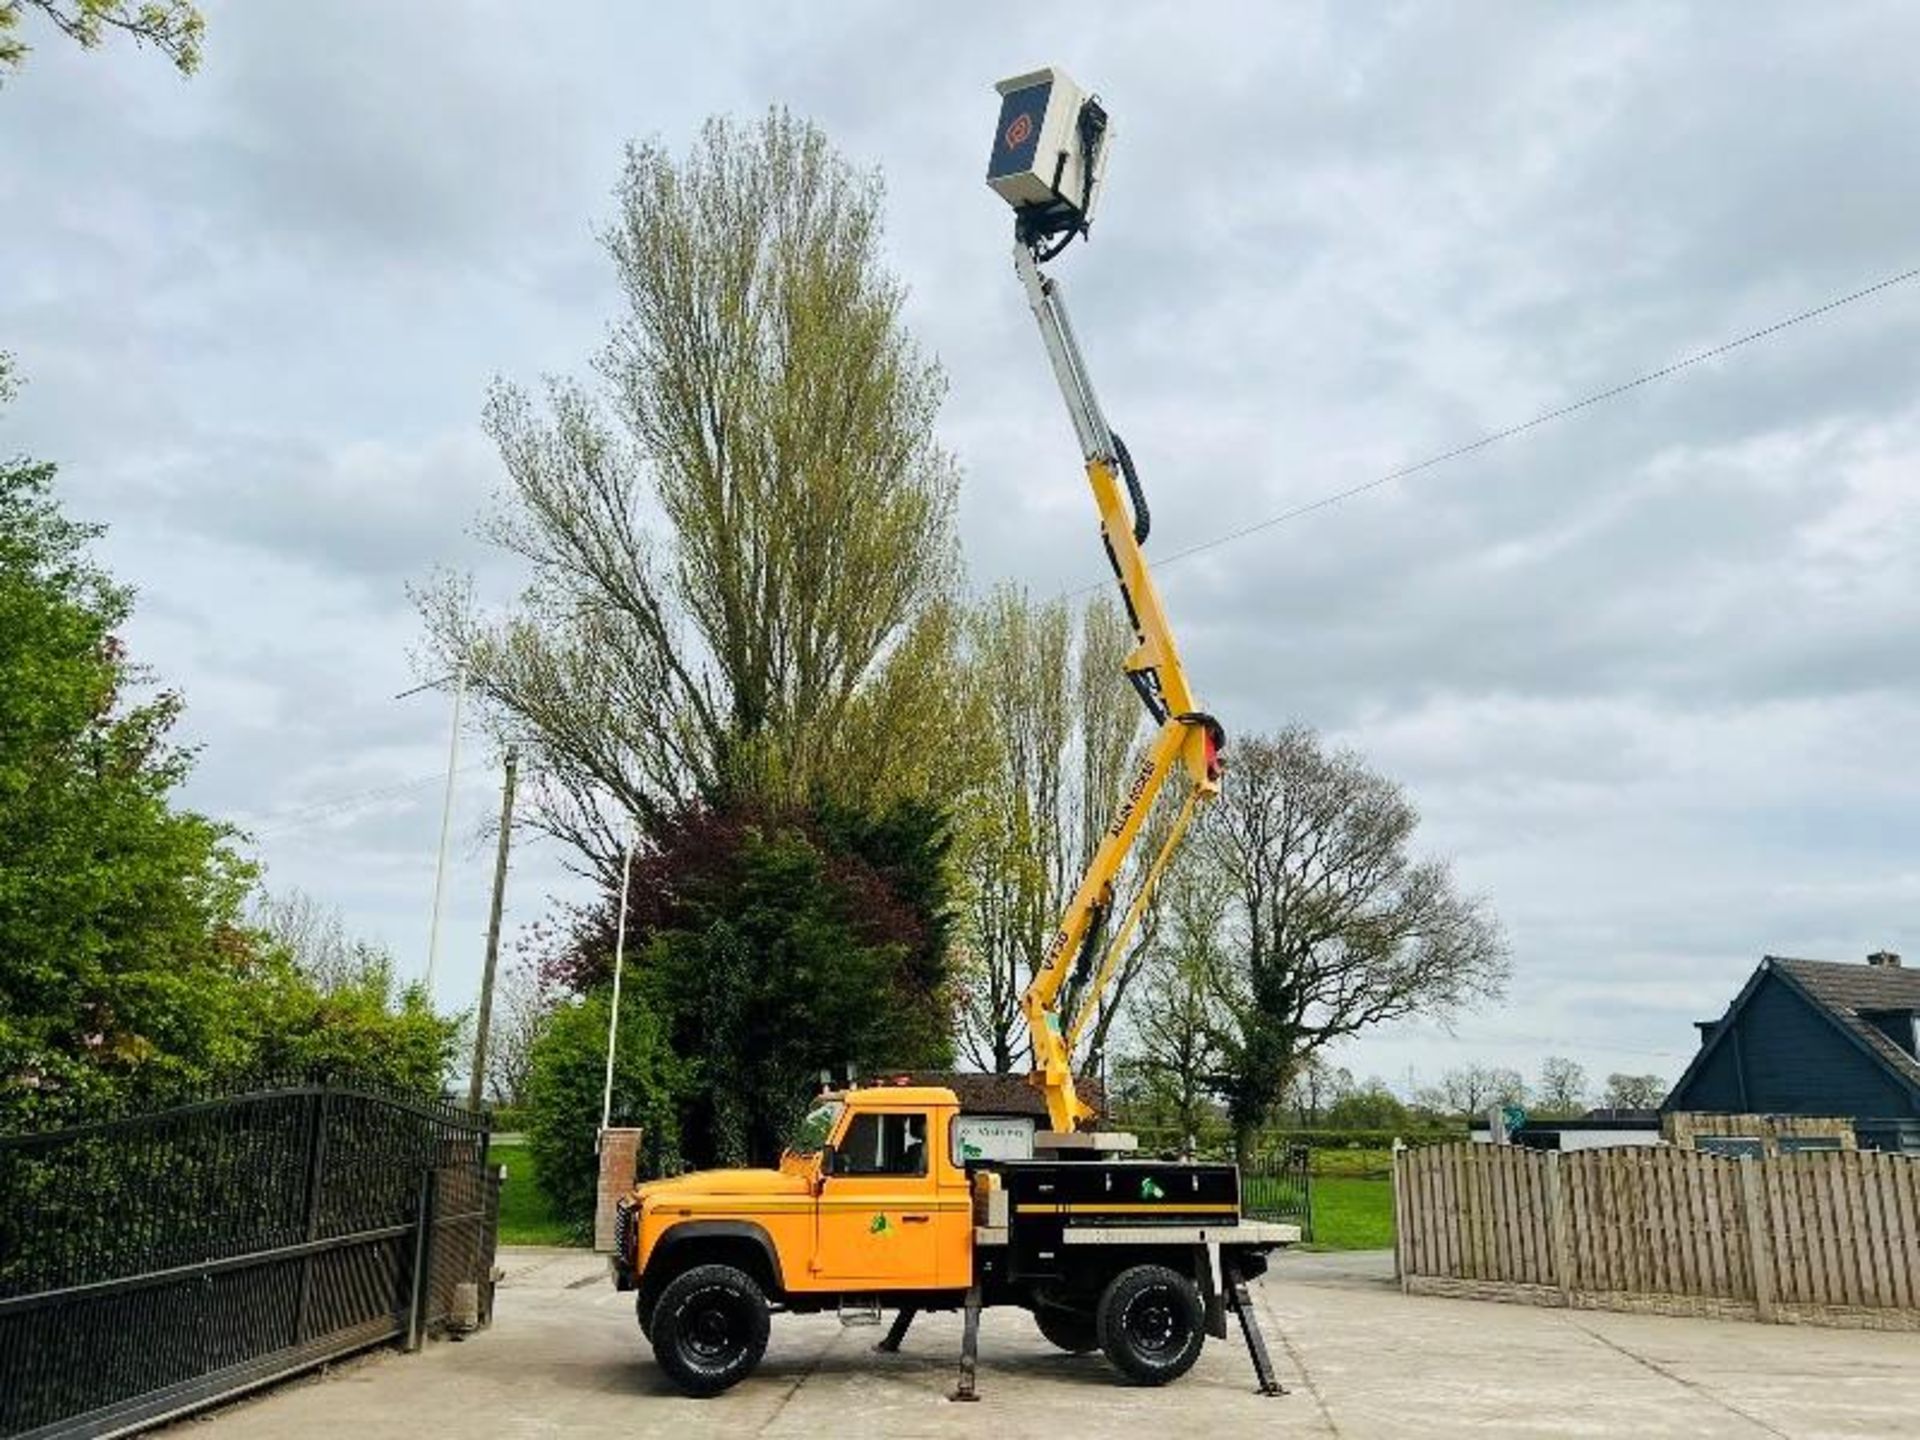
4 0 1918 1084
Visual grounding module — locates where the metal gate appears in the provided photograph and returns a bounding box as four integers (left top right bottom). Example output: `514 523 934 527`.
1239 1141 1314 1240
0 1082 498 1439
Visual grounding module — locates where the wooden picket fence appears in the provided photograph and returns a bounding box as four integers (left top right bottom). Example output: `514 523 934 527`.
1392 1142 1920 1330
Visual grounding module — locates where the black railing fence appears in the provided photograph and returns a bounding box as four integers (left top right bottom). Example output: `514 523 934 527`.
1238 1142 1314 1240
1129 1128 1315 1239
0 1081 497 1439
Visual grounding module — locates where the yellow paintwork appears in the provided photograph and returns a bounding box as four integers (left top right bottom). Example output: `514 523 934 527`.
1021 453 1223 1132
627 1087 973 1293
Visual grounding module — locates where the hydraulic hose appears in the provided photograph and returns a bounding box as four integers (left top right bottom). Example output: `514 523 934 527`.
1112 430 1150 544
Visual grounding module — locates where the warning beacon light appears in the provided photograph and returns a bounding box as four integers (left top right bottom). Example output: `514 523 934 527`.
985 66 1112 250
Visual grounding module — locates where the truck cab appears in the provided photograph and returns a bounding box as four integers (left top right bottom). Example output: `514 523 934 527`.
612 1085 977 1390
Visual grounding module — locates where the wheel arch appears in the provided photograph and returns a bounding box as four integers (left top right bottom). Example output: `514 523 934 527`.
648 1220 787 1297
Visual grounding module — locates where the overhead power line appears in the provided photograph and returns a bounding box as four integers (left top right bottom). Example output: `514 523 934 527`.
1073 262 1920 594
244 764 488 837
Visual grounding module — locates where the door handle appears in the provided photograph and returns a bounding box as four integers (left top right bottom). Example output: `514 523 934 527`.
900 1214 931 1224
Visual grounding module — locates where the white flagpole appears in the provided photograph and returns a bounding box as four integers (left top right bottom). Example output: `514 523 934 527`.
423 668 465 996
599 827 638 1137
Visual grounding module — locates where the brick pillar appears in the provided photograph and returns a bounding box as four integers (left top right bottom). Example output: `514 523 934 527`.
595 1128 643 1253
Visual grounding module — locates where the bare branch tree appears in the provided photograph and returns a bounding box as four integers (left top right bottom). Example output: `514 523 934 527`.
1419 1064 1527 1118
1201 725 1510 1153
484 963 553 1107
1534 1055 1589 1117
1114 860 1228 1142
255 887 388 997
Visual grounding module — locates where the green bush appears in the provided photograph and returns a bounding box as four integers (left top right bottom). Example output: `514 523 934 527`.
0 448 460 1128
523 986 684 1230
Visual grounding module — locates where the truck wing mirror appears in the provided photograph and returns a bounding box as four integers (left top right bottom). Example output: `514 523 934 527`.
819 1144 837 1177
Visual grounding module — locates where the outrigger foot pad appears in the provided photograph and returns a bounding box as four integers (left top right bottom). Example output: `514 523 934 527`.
950 1285 983 1401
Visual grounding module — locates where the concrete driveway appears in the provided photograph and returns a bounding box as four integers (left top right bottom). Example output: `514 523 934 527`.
180 1247 1920 1438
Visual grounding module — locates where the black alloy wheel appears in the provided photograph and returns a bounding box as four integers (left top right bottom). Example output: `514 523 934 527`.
1095 1264 1206 1384
649 1263 771 1397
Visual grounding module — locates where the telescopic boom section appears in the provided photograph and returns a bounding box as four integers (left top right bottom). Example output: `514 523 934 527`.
1012 242 1226 1133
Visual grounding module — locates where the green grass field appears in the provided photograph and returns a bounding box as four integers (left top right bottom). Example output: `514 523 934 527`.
1305 1176 1394 1250
492 1140 582 1247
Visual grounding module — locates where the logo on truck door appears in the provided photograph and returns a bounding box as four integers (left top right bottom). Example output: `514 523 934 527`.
868 1213 892 1236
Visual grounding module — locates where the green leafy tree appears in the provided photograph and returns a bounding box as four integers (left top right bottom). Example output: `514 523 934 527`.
0 1 204 76
0 407 457 1123
418 110 965 880
1324 1079 1412 1130
523 986 684 1229
0 446 255 1116
1602 1072 1667 1111
545 799 955 1168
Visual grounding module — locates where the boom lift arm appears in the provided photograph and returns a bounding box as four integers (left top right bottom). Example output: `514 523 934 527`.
1010 239 1225 1133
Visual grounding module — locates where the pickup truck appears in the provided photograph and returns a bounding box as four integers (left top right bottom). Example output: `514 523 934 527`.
611 1082 1295 1397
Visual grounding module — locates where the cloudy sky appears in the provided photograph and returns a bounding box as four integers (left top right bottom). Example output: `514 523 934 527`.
4 2 1916 1101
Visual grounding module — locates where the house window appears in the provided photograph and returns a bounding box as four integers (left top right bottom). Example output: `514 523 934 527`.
835 1112 928 1176
1695 1136 1763 1158
1778 1135 1842 1154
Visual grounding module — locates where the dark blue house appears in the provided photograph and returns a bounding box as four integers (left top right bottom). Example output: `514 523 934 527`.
1664 952 1920 1154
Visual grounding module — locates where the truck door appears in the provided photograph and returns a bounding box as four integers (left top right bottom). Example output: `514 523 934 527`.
813 1108 942 1287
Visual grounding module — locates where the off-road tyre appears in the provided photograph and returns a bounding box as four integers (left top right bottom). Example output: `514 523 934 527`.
635 1280 659 1340
1033 1305 1099 1354
1095 1264 1206 1385
649 1263 771 1397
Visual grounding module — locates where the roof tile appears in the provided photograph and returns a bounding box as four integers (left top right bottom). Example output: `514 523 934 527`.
1770 957 1920 1088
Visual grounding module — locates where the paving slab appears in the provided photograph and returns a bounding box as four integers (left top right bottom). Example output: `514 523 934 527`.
173 1247 1920 1439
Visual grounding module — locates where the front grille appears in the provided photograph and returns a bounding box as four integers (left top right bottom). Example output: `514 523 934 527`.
614 1196 638 1264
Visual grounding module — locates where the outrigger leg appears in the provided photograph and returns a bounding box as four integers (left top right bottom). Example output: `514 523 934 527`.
949 1284 983 1401
1225 1260 1287 1397
875 1305 918 1353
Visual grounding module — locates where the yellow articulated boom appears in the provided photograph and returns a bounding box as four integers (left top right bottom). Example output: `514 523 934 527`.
607 65 1291 1406
999 109 1226 1138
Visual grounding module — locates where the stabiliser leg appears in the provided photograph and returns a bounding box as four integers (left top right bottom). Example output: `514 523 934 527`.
875 1305 918 1354
1225 1260 1287 1397
950 1284 983 1402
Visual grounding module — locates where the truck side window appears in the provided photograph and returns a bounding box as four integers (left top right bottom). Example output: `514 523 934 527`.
835 1112 928 1177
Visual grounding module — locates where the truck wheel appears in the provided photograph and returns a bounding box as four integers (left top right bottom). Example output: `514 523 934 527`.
649 1263 770 1397
1095 1264 1205 1385
1033 1306 1099 1354
635 1281 659 1340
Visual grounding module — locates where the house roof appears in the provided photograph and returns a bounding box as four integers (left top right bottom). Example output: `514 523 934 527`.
1666 955 1920 1110
1769 957 1920 1089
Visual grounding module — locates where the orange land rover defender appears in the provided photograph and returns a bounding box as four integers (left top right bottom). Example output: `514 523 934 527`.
611 1084 1295 1397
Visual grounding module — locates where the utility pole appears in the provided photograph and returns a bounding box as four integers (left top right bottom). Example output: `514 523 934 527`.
467 747 519 1112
